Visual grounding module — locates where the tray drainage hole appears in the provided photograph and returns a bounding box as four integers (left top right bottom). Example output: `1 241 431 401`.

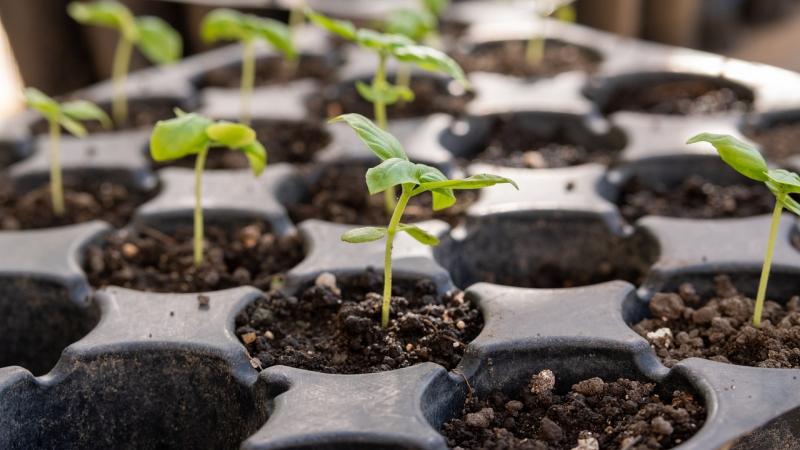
435 215 659 289
0 279 100 375
0 351 268 450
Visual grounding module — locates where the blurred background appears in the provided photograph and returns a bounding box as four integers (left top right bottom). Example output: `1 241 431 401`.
1 0 800 118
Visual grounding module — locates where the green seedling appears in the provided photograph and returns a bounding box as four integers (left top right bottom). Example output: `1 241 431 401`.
68 1 182 126
688 133 800 328
24 88 110 216
201 8 296 125
526 0 575 65
150 110 267 266
336 114 517 327
306 8 470 212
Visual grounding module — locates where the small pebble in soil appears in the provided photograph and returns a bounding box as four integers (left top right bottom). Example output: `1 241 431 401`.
441 369 705 450
634 274 800 368
235 269 483 374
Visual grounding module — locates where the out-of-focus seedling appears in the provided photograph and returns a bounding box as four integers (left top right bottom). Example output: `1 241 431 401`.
336 114 517 327
150 110 267 266
24 88 111 216
68 0 182 125
201 8 296 125
527 0 575 65
688 133 800 328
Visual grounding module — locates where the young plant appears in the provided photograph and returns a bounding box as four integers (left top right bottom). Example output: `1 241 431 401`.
201 8 296 125
336 114 517 327
150 110 267 266
688 133 800 328
526 0 575 65
68 0 182 125
23 88 111 216
306 8 470 212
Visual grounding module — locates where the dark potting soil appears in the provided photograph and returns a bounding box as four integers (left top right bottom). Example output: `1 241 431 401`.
599 79 753 116
634 274 800 369
236 269 482 373
30 100 178 134
287 164 478 226
744 121 800 163
308 77 471 120
457 40 600 78
617 175 774 223
152 120 331 169
470 117 617 168
0 179 153 230
442 369 705 450
84 221 305 293
198 55 334 88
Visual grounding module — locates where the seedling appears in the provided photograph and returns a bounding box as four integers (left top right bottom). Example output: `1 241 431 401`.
68 0 182 125
150 110 267 266
23 88 111 216
201 8 296 125
336 114 517 327
688 133 800 328
306 9 470 212
526 0 575 65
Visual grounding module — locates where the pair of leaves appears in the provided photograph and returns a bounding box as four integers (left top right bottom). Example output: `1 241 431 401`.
306 9 469 88
24 88 111 137
386 8 436 43
68 1 182 64
687 133 800 215
355 80 414 106
201 8 295 58
150 110 266 176
341 223 439 246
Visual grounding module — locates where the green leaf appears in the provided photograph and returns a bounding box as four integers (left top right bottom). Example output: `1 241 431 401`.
398 223 439 245
61 100 112 129
555 4 576 22
413 164 454 210
386 8 435 42
23 88 60 120
355 29 414 52
330 113 407 161
341 226 387 243
58 115 87 138
365 158 420 194
135 16 182 64
781 195 800 216
206 122 256 148
201 8 246 42
246 15 295 58
240 141 267 176
150 112 213 161
686 133 768 182
305 10 357 41
355 81 378 103
413 173 519 193
391 44 470 88
422 0 450 17
68 1 137 40
766 169 800 192
355 81 414 105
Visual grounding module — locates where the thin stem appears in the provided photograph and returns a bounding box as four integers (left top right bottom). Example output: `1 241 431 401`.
373 53 396 213
382 185 412 327
525 35 544 65
288 4 305 36
49 119 64 216
111 36 133 126
395 64 411 105
241 39 256 126
193 147 209 267
753 196 784 327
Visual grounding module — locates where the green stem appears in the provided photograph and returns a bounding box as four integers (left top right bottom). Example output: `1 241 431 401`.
241 39 255 126
373 53 396 213
382 185 411 327
525 35 544 66
111 36 133 126
288 4 305 35
49 119 64 216
395 64 411 105
193 147 209 267
753 196 784 328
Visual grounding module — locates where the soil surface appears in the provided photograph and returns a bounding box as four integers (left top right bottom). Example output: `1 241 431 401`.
442 369 705 450
470 117 618 168
308 76 471 120
458 40 600 78
236 269 482 373
288 164 478 226
84 221 305 293
152 120 330 169
745 121 800 163
198 55 334 88
634 275 800 368
599 79 753 116
618 175 774 223
31 100 178 134
0 178 153 230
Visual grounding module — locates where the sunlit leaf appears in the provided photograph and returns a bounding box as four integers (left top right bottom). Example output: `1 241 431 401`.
61 100 112 129
398 223 439 245
390 44 470 88
305 10 357 41
365 158 420 194
135 16 182 64
150 112 213 161
68 1 138 40
58 115 88 138
246 15 295 58
240 141 267 176
687 133 768 182
24 88 60 120
201 8 246 42
206 122 256 148
341 226 387 243
330 113 407 161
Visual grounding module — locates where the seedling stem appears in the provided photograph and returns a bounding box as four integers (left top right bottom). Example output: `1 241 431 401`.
755 195 785 327
111 36 133 125
241 39 256 125
382 184 412 326
194 147 209 266
48 119 64 216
